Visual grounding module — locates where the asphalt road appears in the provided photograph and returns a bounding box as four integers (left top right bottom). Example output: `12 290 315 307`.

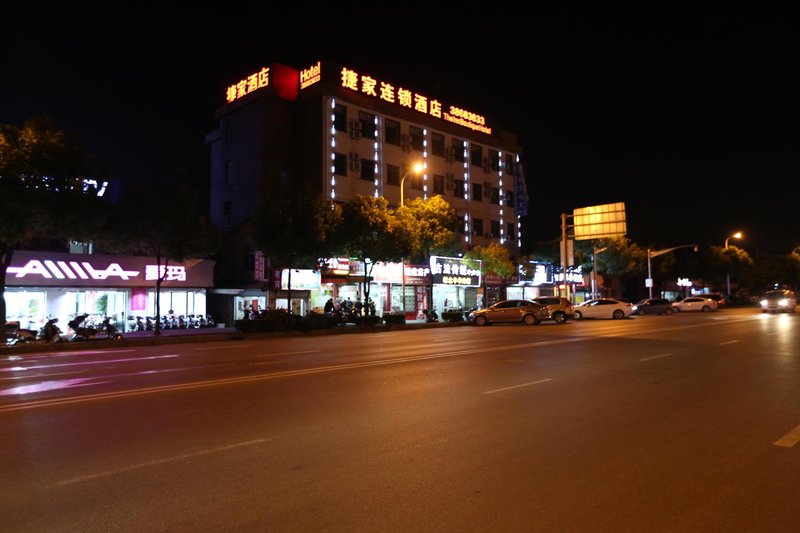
2 308 799 532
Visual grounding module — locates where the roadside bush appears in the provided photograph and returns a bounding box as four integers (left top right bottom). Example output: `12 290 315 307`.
441 310 465 322
383 313 405 325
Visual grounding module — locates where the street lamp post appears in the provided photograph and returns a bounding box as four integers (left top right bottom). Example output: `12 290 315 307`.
592 246 607 299
647 244 699 299
399 163 423 317
724 231 743 302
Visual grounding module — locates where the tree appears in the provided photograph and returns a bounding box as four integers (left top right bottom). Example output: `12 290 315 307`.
0 115 109 324
400 195 459 311
464 241 516 298
251 190 341 317
99 181 219 335
334 195 412 308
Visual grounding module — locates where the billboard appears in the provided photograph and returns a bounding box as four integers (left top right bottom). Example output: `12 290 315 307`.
572 202 627 240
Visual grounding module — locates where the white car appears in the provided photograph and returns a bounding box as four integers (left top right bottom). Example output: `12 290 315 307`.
671 296 718 313
572 298 632 319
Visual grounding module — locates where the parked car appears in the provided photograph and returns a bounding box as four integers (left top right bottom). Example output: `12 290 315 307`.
572 298 633 320
631 298 674 315
530 296 573 324
468 299 550 326
671 296 718 313
760 290 797 313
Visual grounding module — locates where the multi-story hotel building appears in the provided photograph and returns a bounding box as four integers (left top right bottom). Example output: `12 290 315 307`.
206 60 529 321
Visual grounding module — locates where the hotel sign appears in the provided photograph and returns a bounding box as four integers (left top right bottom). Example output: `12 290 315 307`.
338 65 492 135
226 67 270 103
300 61 321 89
430 256 482 287
6 251 215 288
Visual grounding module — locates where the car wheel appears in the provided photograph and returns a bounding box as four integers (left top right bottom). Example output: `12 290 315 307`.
664 307 673 315
701 306 711 312
523 314 540 326
672 307 680 313
573 310 583 320
613 309 625 319
475 315 488 326
552 312 567 324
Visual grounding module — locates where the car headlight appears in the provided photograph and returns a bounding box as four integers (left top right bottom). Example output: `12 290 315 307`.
760 299 768 306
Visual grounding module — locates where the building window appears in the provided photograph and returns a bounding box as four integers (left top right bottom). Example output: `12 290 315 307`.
224 160 233 185
490 187 500 204
333 152 347 176
431 132 445 157
334 104 347 132
505 154 516 175
386 163 400 186
473 218 484 237
452 138 465 162
506 190 514 207
507 223 515 240
385 119 401 145
454 180 465 197
359 111 376 139
490 220 500 239
433 174 444 195
360 159 375 181
472 183 483 202
470 144 483 167
409 126 424 152
245 247 256 272
490 150 500 171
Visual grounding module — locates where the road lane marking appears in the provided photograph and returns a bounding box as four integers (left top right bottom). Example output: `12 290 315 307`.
0 340 582 412
53 438 268 486
718 340 740 345
774 425 800 448
254 350 321 357
484 379 552 394
194 344 253 350
639 353 673 361
1 354 179 372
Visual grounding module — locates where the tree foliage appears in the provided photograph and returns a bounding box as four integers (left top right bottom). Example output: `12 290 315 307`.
0 115 109 323
464 242 516 278
251 191 341 315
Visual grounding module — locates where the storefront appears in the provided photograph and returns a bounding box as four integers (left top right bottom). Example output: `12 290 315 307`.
4 250 215 332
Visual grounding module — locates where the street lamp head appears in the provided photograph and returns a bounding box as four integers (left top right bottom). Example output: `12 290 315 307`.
412 162 423 174
725 231 743 249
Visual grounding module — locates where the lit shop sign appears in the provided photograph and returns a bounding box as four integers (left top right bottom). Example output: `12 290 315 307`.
300 61 321 89
6 251 215 288
339 66 492 135
519 261 553 287
554 266 584 285
280 269 320 290
430 256 482 287
226 67 270 103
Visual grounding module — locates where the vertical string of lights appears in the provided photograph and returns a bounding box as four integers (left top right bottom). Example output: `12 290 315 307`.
515 154 522 248
498 151 505 244
328 98 337 203
373 115 381 198
422 128 429 200
463 141 471 244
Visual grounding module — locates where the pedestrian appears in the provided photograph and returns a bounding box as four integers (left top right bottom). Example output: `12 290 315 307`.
324 298 334 314
354 297 364 316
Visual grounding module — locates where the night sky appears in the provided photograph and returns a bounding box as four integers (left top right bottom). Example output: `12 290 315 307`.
3 7 797 255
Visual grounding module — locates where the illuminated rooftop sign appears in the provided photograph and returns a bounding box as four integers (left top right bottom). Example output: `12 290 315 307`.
300 61 321 89
573 202 627 240
339 66 492 135
226 67 270 103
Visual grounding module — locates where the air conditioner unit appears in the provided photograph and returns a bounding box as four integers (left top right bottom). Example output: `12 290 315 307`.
483 156 491 173
484 181 492 190
349 159 361 172
401 133 412 144
444 147 454 163
349 151 359 162
446 181 455 190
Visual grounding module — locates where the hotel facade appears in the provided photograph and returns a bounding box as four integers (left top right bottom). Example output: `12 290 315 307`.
206 60 530 321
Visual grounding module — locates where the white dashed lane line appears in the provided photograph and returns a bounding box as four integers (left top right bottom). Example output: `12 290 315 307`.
484 378 552 394
774 424 800 448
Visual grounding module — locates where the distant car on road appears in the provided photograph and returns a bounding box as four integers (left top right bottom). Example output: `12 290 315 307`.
672 297 718 313
468 300 550 326
573 298 633 320
631 298 674 315
699 293 726 308
760 290 797 313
